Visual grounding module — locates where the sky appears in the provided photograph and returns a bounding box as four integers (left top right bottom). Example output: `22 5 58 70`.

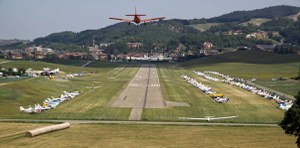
0 0 299 40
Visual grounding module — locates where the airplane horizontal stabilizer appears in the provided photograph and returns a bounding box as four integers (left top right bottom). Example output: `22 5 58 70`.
126 14 146 16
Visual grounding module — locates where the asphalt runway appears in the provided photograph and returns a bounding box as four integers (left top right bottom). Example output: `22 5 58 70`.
111 64 165 120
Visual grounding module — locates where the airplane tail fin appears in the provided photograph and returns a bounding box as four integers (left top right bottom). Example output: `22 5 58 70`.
126 7 146 16
20 106 25 111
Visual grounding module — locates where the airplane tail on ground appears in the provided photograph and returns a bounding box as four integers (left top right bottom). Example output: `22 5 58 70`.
20 106 25 111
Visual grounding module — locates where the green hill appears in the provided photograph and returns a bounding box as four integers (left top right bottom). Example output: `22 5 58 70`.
31 5 300 47
33 21 197 46
1 5 299 54
208 5 300 23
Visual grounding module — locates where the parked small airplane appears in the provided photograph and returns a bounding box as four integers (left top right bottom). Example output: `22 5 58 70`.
109 7 165 27
214 97 230 103
178 116 238 121
20 106 39 114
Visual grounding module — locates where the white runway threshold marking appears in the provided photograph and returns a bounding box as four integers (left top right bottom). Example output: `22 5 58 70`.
111 64 165 120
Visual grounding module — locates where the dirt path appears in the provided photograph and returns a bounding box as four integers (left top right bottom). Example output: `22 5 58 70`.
0 61 11 65
0 119 278 127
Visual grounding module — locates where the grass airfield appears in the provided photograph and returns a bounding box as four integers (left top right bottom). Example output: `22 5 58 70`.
0 60 138 120
0 50 299 147
0 51 299 123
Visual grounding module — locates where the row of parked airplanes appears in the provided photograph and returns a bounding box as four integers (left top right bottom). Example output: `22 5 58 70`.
193 71 219 82
202 70 293 110
181 75 229 103
20 91 80 114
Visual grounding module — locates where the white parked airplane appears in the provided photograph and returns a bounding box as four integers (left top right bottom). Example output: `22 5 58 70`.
20 106 39 114
214 97 230 103
279 103 293 110
178 116 238 121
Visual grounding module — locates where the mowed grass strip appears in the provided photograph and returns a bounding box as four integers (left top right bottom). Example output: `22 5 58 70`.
142 64 284 123
0 123 296 148
41 66 138 120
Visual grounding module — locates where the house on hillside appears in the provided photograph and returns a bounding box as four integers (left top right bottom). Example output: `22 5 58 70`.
127 42 143 48
246 30 268 39
203 42 214 50
100 43 114 47
256 45 275 52
11 53 23 60
35 53 45 59
99 53 108 62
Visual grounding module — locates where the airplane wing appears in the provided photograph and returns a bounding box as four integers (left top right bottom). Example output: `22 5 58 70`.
141 17 165 22
178 116 238 121
208 116 238 120
109 17 132 23
178 117 209 120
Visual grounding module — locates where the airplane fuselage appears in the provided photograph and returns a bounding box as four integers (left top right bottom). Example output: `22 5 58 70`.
134 15 141 24
109 7 165 27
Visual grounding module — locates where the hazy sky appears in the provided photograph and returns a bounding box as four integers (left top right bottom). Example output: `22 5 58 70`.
0 0 299 40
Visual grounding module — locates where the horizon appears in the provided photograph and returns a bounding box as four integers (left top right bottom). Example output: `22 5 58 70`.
0 0 300 40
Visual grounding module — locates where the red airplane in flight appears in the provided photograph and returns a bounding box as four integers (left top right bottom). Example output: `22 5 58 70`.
109 7 165 27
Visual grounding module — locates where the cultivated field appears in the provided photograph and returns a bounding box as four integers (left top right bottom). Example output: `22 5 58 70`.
0 123 296 147
190 23 221 32
240 18 271 26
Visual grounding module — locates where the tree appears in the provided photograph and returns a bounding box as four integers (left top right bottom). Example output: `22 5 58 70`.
281 91 300 147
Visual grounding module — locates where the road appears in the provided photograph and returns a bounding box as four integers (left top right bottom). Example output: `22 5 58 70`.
0 119 279 127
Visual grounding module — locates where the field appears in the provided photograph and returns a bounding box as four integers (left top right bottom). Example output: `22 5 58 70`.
0 58 7 62
0 53 299 147
0 60 138 120
0 52 298 123
0 123 296 147
240 18 271 26
142 64 284 123
190 23 221 32
43 59 91 67
181 50 300 96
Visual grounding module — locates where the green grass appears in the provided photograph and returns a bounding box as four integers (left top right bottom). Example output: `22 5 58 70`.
0 60 101 73
0 53 298 122
142 64 284 123
0 60 138 120
181 50 300 96
0 123 296 147
256 79 300 96
190 23 221 32
240 18 271 26
0 58 7 63
43 59 91 67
